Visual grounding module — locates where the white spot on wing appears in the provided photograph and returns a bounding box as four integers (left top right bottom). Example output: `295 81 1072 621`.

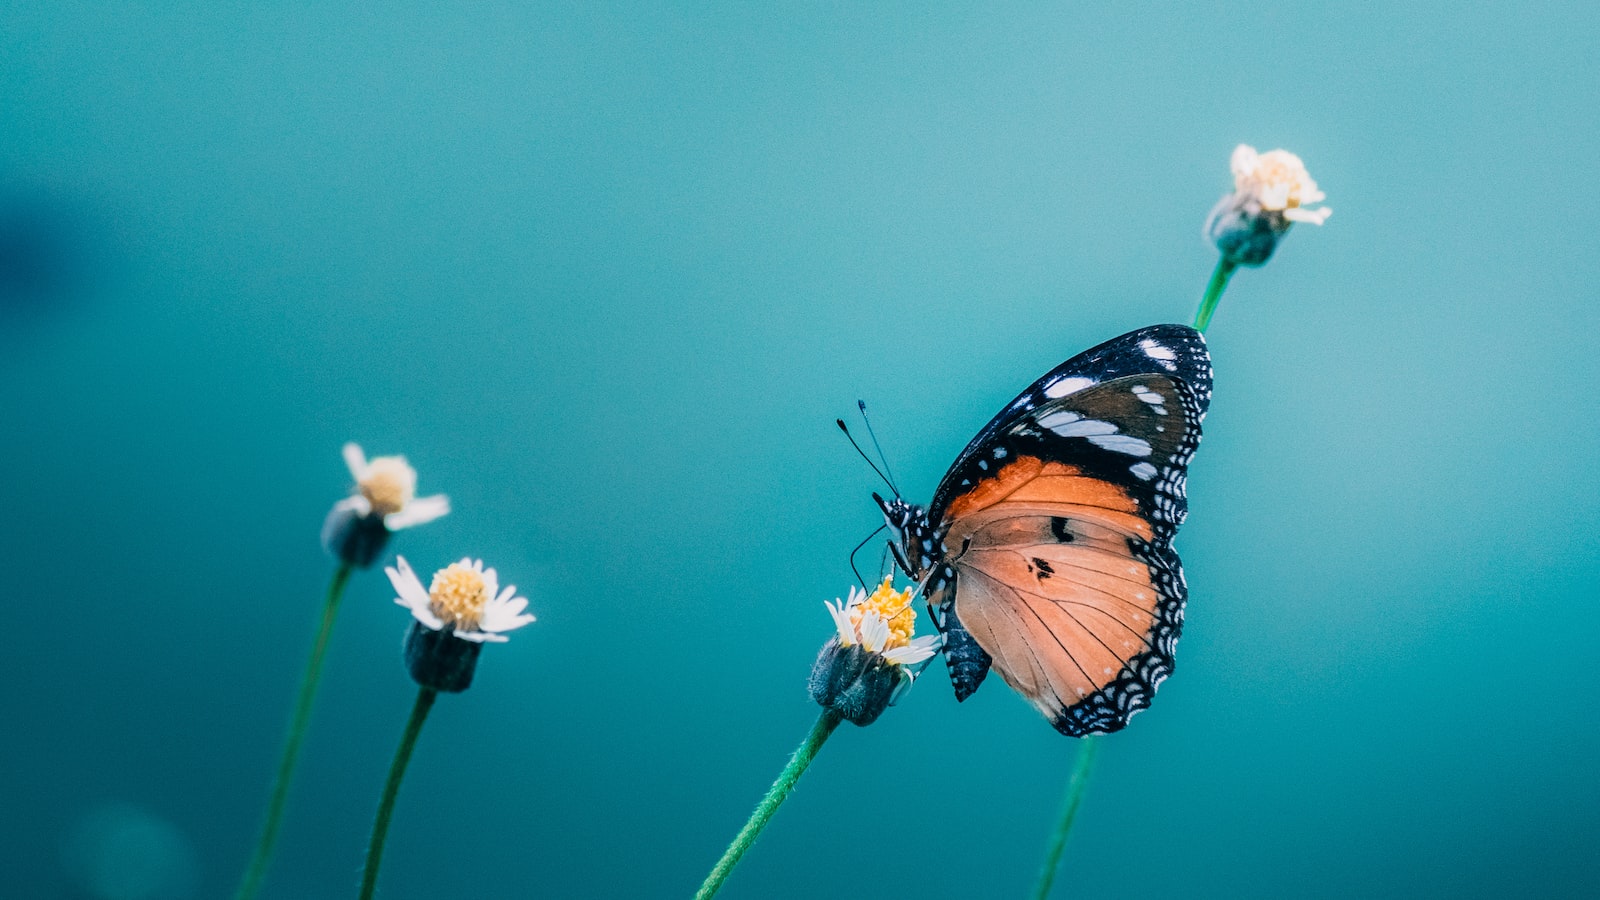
1036 410 1081 429
1043 376 1097 399
1046 417 1119 438
1130 385 1168 414
1130 462 1157 480
1089 434 1153 456
1139 339 1177 361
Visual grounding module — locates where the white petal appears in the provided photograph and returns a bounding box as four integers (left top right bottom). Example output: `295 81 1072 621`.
859 612 889 653
385 494 451 530
337 494 373 517
824 600 854 644
883 643 937 666
479 595 535 634
385 557 432 612
400 601 445 631
1284 206 1331 225
883 633 942 666
484 612 536 634
479 567 500 605
342 442 368 480
1230 144 1259 182
846 585 866 608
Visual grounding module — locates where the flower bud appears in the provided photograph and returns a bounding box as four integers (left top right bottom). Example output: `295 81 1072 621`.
807 638 906 726
402 620 483 693
320 502 392 568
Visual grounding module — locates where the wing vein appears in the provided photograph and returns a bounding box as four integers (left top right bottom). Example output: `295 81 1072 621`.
964 566 1094 703
966 550 1158 618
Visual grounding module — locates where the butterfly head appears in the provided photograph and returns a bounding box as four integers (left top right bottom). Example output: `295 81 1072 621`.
872 492 939 582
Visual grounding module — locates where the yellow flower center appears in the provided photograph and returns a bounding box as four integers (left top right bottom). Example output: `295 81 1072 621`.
852 576 918 650
359 456 417 516
428 562 489 630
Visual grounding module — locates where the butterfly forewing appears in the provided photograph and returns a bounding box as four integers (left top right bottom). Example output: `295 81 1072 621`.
930 324 1211 521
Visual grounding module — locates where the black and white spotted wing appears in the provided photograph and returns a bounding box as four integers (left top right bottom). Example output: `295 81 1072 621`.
881 324 1212 736
930 324 1212 526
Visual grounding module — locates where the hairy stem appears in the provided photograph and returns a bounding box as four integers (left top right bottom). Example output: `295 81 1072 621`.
358 687 438 900
235 564 353 900
694 710 843 900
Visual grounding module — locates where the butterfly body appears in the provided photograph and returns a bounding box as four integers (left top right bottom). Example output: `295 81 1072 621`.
879 325 1212 736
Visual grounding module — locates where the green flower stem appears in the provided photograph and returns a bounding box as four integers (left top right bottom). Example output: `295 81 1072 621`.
235 563 353 900
358 687 439 900
1192 256 1238 334
694 709 843 900
1030 736 1100 900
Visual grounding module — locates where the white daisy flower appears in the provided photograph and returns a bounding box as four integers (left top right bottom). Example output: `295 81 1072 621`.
1229 144 1331 225
337 443 450 530
823 578 941 666
810 577 941 726
1205 143 1332 268
387 556 535 644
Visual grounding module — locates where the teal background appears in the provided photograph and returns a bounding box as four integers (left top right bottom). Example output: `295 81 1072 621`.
3 3 1597 898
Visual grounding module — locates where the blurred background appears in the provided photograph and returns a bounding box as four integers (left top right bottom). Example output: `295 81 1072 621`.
3 3 1596 898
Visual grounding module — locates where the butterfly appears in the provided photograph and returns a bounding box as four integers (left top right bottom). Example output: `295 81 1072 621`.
874 324 1212 736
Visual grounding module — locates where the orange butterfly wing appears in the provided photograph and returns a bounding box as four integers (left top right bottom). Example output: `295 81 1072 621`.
930 373 1199 735
939 462 1181 732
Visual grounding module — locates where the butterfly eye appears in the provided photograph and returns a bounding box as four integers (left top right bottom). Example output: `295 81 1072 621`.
873 492 911 535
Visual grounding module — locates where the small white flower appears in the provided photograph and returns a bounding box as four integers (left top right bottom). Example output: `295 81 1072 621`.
387 556 535 644
810 577 943 725
822 579 941 668
1229 144 1331 225
338 443 450 530
1205 143 1332 268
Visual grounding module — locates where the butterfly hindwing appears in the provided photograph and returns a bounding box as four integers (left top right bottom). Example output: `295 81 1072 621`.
949 526 1186 736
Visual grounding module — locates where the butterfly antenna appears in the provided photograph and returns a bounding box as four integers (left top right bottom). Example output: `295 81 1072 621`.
837 418 897 496
856 400 900 497
848 524 888 590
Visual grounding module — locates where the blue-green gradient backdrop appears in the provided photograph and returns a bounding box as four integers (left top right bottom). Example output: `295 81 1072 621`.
3 3 1596 898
